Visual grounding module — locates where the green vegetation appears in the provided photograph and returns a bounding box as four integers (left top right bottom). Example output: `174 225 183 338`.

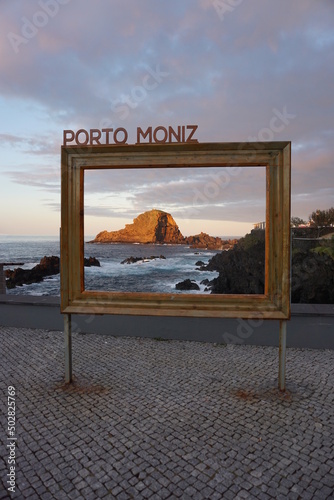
311 246 334 260
237 229 265 251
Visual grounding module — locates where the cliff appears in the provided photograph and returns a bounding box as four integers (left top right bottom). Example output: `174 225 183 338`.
92 209 184 244
201 230 334 303
206 230 266 294
90 209 230 249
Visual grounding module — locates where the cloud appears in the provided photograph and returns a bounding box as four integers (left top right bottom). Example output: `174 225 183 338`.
0 133 59 156
4 168 60 192
0 0 333 232
83 166 266 224
1 1 326 125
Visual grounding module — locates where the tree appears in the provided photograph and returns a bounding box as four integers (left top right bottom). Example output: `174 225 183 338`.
328 207 334 224
291 217 306 227
309 208 334 228
308 207 334 237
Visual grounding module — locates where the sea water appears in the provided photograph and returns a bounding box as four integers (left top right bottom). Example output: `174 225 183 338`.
0 235 236 296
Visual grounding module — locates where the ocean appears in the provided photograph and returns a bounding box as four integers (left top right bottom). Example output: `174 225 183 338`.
0 235 240 296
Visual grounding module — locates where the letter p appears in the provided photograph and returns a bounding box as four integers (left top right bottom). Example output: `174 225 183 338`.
63 130 75 146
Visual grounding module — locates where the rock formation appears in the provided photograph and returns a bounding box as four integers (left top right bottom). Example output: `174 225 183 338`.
195 260 205 267
91 209 184 245
90 209 236 250
6 256 60 289
175 279 200 291
121 255 166 264
206 230 265 295
200 229 334 303
184 232 226 250
6 256 100 289
84 257 101 267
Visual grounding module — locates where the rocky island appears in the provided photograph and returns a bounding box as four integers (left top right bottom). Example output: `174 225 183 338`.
89 209 237 250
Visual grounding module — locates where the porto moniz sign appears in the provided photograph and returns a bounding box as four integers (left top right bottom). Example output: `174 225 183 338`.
61 138 291 388
63 125 199 146
61 139 291 320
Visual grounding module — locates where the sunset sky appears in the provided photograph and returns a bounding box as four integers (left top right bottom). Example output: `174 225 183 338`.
0 0 333 237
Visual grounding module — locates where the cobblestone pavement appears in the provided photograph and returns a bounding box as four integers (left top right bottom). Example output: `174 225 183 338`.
0 326 333 499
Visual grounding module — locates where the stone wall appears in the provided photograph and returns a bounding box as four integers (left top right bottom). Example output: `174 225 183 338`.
292 237 334 252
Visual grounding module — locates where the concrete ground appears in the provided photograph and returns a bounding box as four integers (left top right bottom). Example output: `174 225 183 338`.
0 326 333 500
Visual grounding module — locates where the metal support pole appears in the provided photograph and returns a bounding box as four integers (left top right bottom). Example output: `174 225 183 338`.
278 320 287 391
64 314 72 384
0 265 5 295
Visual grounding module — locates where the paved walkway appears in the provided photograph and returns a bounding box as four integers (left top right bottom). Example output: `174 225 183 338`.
0 326 333 499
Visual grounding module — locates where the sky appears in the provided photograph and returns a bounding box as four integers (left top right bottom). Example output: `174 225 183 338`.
0 0 333 237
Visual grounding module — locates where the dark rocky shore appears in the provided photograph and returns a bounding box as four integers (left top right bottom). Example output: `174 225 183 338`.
181 229 334 304
6 231 334 304
5 256 100 289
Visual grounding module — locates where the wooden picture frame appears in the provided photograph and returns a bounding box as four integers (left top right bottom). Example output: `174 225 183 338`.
61 141 291 319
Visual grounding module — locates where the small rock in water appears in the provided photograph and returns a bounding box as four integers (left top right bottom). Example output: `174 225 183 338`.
121 255 166 264
84 257 101 267
195 260 205 267
175 279 200 291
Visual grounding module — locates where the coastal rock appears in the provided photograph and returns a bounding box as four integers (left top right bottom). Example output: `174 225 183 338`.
6 256 60 289
200 278 213 291
6 256 101 289
205 229 334 303
185 232 224 250
91 209 184 244
222 239 239 250
185 234 238 250
195 260 205 267
207 230 265 294
121 255 166 264
89 209 237 250
175 279 200 291
84 257 101 267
